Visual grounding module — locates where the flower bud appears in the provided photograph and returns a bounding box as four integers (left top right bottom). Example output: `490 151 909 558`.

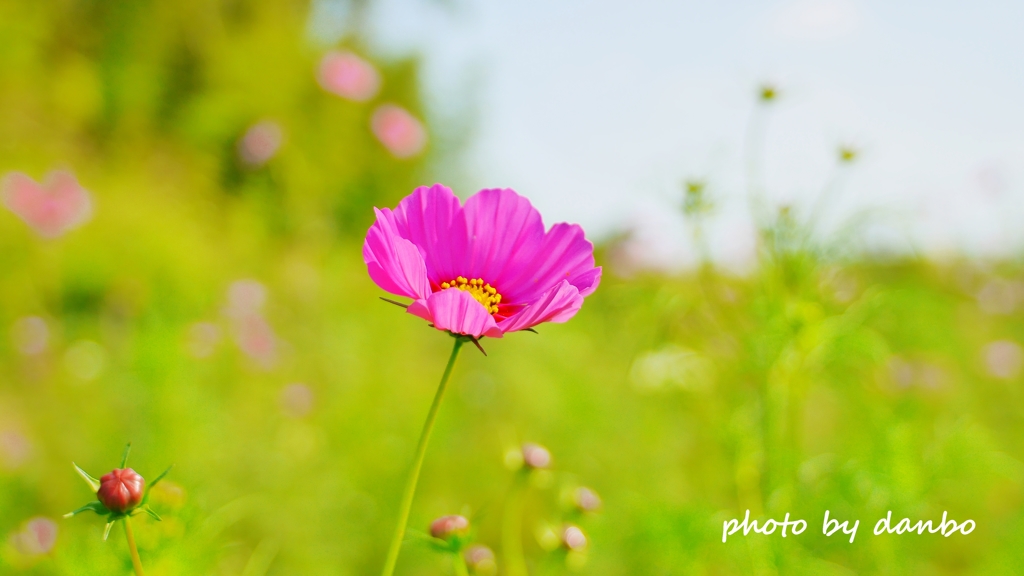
97 468 144 514
429 514 469 540
463 544 496 574
521 443 551 470
561 525 587 550
574 487 601 512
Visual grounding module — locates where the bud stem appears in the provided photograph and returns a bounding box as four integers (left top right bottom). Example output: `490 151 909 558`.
380 337 466 576
123 518 146 576
453 553 469 576
501 470 529 576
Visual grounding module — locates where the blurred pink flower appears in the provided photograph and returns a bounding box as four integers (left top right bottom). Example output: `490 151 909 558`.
238 120 284 166
11 316 48 356
983 340 1022 379
371 105 427 158
0 430 32 471
280 383 314 418
363 185 601 338
224 280 278 367
186 321 222 358
1 170 92 238
10 517 57 556
234 314 277 366
318 50 381 101
226 279 268 318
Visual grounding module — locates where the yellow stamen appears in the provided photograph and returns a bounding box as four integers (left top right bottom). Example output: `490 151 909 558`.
439 276 503 315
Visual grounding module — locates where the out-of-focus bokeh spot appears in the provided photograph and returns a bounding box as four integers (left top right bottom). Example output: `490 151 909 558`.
280 383 315 419
371 104 427 158
237 121 285 167
11 316 49 356
62 340 106 381
1 171 92 239
983 340 1023 380
317 50 381 102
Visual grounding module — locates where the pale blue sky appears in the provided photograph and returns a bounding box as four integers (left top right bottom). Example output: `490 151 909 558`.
317 0 1024 266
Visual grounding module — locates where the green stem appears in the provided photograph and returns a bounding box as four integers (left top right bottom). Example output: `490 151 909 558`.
123 518 145 576
381 337 466 576
502 471 529 576
453 552 470 576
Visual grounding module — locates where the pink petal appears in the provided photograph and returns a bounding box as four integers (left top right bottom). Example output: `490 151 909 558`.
500 222 601 304
407 289 503 339
462 188 545 288
390 184 469 284
363 208 432 299
498 280 583 333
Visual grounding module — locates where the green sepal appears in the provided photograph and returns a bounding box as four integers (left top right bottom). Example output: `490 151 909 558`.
73 462 101 492
119 442 132 468
63 501 110 518
142 464 173 504
418 531 473 554
102 521 115 541
130 505 162 522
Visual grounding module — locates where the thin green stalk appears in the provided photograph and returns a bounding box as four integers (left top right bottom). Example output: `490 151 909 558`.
123 518 145 576
502 471 529 576
381 337 466 576
453 552 469 576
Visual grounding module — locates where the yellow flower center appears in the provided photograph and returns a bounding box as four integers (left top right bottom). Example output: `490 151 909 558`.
440 276 502 314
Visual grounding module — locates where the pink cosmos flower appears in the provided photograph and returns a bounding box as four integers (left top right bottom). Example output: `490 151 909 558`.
2 170 92 238
11 517 58 556
371 105 427 158
318 51 381 102
363 185 601 339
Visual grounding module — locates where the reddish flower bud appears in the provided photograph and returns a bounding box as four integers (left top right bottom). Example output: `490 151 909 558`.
521 443 551 469
429 514 469 540
97 468 144 514
561 525 587 550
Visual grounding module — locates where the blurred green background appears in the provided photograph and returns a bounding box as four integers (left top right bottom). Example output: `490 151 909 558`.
2 1 1023 575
